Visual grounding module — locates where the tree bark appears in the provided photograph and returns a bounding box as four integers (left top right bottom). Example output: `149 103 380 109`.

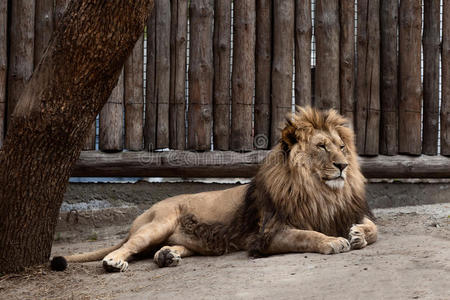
231 0 256 151
213 0 231 150
255 0 272 149
0 0 7 147
0 0 154 273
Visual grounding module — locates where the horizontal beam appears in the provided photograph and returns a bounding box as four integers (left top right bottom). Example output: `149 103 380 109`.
73 151 450 178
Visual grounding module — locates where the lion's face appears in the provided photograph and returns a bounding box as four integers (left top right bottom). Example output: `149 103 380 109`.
280 107 357 190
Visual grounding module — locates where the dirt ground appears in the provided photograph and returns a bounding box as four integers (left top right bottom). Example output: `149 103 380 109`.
0 203 449 300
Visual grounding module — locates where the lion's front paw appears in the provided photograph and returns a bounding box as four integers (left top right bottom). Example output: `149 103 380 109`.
154 248 182 268
349 225 368 250
319 237 351 254
102 256 129 272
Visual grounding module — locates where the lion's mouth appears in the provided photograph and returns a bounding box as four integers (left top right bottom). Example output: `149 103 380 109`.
323 176 344 181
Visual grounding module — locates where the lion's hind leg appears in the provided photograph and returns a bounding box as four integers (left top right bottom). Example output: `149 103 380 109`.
103 218 176 272
349 217 378 250
154 245 194 268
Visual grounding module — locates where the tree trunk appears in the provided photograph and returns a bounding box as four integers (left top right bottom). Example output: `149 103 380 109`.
0 0 154 274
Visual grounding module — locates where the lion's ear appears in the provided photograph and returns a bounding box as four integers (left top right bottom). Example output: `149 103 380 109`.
281 124 297 147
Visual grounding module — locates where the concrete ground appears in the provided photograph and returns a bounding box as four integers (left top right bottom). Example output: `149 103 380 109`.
0 203 449 300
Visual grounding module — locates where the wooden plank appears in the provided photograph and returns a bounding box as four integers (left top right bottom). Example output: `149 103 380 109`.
380 0 399 155
188 0 214 150
398 0 422 155
355 0 381 155
271 0 294 146
169 0 188 150
72 151 450 179
314 0 340 110
339 0 355 123
295 0 311 108
124 35 144 151
232 0 256 151
82 122 96 151
443 0 450 155
213 0 231 150
422 0 440 155
145 8 157 151
154 0 171 149
54 0 69 26
254 0 272 150
7 0 35 123
34 0 54 64
99 70 124 152
0 0 7 147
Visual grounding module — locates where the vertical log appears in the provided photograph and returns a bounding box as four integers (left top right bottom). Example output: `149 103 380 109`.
213 0 231 150
82 122 96 150
442 0 450 155
7 1 35 123
314 0 340 110
380 0 399 155
155 0 171 149
271 0 294 146
232 0 256 151
339 0 355 123
255 0 272 149
99 70 124 152
398 0 422 155
188 0 214 151
124 35 144 151
54 0 69 26
0 1 6 147
145 9 157 151
422 0 440 155
295 0 311 108
34 0 53 64
169 0 188 150
355 0 380 155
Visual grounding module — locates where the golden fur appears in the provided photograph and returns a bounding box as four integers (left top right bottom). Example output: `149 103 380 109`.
52 107 377 272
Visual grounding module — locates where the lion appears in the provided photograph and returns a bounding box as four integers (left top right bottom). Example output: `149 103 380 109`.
51 107 377 272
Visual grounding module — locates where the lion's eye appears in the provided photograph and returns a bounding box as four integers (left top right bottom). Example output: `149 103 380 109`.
340 145 345 151
317 144 326 150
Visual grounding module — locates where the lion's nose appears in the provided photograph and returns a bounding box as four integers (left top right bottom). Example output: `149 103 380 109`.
333 162 348 171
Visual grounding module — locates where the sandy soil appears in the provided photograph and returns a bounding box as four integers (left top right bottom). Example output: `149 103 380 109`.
0 203 449 300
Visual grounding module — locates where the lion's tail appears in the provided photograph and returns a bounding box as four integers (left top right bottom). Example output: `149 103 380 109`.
50 237 128 271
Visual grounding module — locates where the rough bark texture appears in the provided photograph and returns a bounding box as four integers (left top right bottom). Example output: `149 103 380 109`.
231 0 256 151
380 0 399 155
295 0 311 108
7 0 35 124
213 0 231 150
443 0 450 156
355 0 380 155
314 0 340 111
254 0 272 150
188 0 214 151
169 0 187 150
0 0 6 147
271 0 294 146
422 0 440 155
145 8 157 151
155 0 171 149
99 70 124 152
0 0 154 273
398 0 422 155
124 35 144 151
339 0 355 123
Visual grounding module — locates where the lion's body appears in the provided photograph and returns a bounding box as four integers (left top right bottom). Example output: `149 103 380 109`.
52 107 377 272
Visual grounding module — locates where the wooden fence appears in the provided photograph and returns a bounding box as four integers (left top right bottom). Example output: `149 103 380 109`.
1 0 450 178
